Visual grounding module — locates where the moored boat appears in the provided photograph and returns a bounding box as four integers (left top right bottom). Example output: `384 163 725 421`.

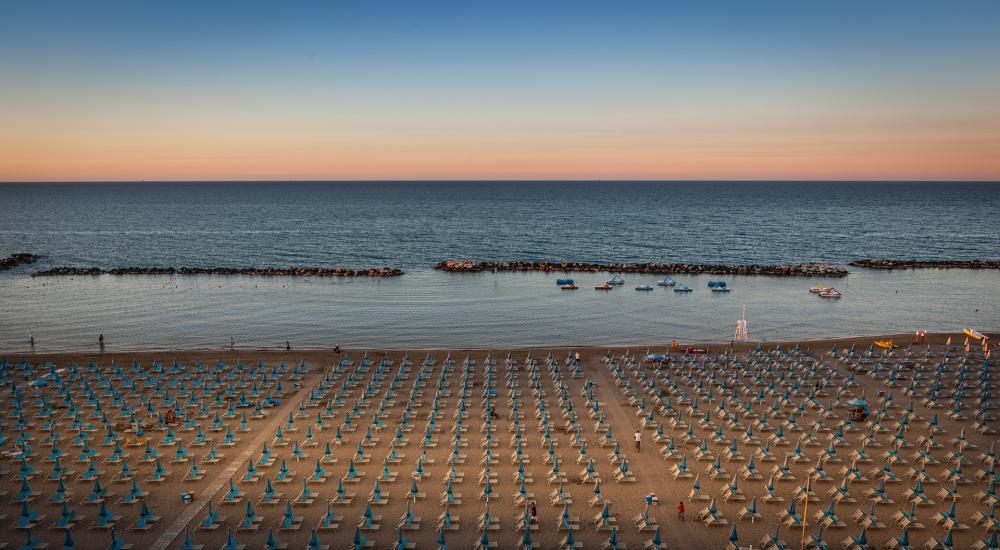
635 284 654 291
556 278 574 286
964 328 987 340
595 283 612 290
673 284 693 292
711 286 731 293
707 281 727 288
560 283 578 290
657 277 676 286
819 288 842 299
874 340 894 349
607 274 625 285
809 284 831 294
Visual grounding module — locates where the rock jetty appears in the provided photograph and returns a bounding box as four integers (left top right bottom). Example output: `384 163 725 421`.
435 259 848 277
32 266 403 277
850 258 1000 270
0 253 41 271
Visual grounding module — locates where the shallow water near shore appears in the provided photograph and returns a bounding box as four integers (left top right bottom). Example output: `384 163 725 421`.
2 267 997 352
1 181 998 351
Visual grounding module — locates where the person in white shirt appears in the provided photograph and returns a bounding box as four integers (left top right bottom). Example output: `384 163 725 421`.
634 430 641 451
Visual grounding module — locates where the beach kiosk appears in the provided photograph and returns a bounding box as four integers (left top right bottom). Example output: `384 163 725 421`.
845 397 869 422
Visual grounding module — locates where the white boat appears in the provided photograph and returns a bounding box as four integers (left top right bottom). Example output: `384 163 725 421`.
657 277 676 286
635 284 654 291
607 275 625 285
819 288 842 299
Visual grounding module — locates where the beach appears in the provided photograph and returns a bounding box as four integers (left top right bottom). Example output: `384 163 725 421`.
3 3 999 549
2 331 996 549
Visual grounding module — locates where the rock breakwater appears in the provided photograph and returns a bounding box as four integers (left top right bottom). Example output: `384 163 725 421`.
0 253 41 271
435 259 848 277
32 266 403 277
850 258 1000 270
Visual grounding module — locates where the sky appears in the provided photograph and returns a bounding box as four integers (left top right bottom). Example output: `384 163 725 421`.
1 0 999 182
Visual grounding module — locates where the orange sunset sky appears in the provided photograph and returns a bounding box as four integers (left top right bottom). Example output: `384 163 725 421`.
2 1 998 182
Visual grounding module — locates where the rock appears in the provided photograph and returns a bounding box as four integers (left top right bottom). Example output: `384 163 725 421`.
33 266 404 277
850 258 1000 270
32 266 103 276
433 260 848 277
0 253 41 271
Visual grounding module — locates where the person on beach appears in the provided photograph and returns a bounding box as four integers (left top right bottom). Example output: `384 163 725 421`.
334 344 342 354
230 336 235 350
285 341 291 351
634 430 641 452
677 501 685 520
29 331 34 346
529 501 537 525
98 334 104 349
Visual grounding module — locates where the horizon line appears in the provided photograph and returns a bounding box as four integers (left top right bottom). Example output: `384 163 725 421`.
2 178 1000 184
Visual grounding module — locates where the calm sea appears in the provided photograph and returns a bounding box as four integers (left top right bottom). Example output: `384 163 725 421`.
1 181 998 352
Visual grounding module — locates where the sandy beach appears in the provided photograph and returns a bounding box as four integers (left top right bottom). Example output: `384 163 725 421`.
2 331 996 550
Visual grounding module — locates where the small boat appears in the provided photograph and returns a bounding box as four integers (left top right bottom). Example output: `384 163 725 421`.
809 285 831 294
711 286 731 293
964 328 987 341
656 278 676 286
874 340 894 349
607 275 625 285
595 283 612 290
819 288 842 299
560 283 578 290
635 284 654 291
673 284 693 292
707 281 727 288
556 278 574 286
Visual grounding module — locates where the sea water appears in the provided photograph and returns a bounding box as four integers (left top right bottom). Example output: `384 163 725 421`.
1 181 997 351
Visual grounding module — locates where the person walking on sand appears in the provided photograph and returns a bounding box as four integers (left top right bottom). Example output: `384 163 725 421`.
230 336 235 350
529 501 537 525
634 430 641 452
285 340 291 351
677 501 685 521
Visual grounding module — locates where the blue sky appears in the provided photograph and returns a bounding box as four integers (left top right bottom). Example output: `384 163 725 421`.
2 0 998 180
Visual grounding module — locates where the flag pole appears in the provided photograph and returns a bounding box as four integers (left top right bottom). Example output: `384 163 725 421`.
800 476 811 549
